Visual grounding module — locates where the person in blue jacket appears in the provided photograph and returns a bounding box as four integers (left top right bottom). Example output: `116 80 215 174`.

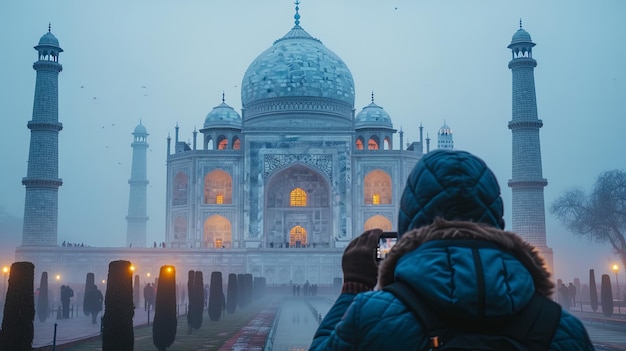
309 149 594 350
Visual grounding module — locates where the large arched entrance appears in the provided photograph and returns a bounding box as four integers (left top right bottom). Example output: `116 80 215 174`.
265 163 331 248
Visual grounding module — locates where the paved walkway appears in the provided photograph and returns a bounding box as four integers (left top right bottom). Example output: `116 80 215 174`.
32 307 160 350
24 298 626 350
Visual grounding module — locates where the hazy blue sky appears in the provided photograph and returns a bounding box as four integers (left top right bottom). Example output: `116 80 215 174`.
0 1 624 283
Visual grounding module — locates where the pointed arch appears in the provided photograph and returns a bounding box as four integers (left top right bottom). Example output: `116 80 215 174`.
173 172 188 206
355 137 364 150
174 215 187 240
217 137 228 150
232 137 241 150
203 215 232 248
204 169 232 204
364 169 392 205
364 215 392 231
290 225 307 247
368 136 379 150
264 163 332 248
384 136 392 150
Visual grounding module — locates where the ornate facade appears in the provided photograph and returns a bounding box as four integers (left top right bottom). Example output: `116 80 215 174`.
164 16 423 254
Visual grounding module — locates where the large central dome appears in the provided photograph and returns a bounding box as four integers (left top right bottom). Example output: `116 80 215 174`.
241 24 355 113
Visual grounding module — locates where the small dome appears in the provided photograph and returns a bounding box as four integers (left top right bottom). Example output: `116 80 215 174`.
439 121 451 134
133 122 148 135
510 28 532 45
38 32 61 48
355 102 393 129
204 101 242 129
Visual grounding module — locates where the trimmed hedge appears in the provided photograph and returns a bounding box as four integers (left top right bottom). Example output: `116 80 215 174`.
37 271 49 322
208 272 224 321
102 260 135 351
601 274 614 317
0 262 35 351
83 272 95 316
226 273 237 314
153 265 177 351
589 269 598 312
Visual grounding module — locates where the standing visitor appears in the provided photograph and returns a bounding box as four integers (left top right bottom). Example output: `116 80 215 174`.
310 150 594 350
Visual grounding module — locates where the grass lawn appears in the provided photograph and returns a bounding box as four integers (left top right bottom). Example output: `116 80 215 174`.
63 296 277 351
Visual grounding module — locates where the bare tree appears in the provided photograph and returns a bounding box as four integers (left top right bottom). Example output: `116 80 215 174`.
550 169 626 268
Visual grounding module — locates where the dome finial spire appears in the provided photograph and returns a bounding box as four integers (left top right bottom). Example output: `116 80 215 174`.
48 22 51 33
294 0 301 26
519 18 523 29
222 91 225 103
371 91 374 103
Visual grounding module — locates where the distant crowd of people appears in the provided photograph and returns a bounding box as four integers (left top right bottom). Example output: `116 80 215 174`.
61 241 89 247
292 280 318 296
558 281 578 308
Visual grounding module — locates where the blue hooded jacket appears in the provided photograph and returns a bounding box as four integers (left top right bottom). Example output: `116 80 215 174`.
310 150 594 350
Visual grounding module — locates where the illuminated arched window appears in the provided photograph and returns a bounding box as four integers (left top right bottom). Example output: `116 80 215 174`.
290 225 307 246
218 138 228 150
364 169 392 205
372 194 380 205
356 138 364 150
364 215 392 231
203 215 232 248
233 138 241 150
204 170 232 204
368 138 379 150
290 188 307 207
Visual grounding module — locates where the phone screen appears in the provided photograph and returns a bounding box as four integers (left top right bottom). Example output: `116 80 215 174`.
376 232 398 262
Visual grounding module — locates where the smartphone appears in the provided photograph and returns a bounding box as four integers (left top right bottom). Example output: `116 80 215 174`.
376 231 398 263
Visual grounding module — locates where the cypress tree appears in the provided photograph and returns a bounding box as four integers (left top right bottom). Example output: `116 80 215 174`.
102 260 135 351
37 271 49 322
83 272 95 316
600 274 614 317
237 273 245 308
208 271 223 321
589 269 598 312
243 274 253 307
133 275 140 309
0 262 35 351
186 270 195 333
153 265 177 351
226 273 237 314
191 271 204 329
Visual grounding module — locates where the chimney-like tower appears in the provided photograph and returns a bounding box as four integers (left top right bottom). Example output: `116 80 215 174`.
22 25 64 246
126 121 149 247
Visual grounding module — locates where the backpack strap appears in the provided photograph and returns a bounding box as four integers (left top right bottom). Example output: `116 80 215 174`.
384 281 561 351
384 281 448 349
501 293 562 351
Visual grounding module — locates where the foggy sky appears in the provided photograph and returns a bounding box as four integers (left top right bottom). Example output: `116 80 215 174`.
0 1 624 284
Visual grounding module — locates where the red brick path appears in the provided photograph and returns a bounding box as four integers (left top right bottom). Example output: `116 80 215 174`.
218 300 280 350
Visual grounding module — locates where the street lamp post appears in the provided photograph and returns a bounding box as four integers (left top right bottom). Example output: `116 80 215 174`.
613 264 621 315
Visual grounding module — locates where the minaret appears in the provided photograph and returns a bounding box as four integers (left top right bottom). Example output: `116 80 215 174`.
22 25 64 246
126 121 149 247
507 22 553 271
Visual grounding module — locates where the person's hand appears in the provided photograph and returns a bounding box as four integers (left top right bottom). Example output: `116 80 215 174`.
342 228 382 291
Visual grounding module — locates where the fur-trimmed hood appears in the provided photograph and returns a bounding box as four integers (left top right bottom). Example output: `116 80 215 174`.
378 219 554 318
